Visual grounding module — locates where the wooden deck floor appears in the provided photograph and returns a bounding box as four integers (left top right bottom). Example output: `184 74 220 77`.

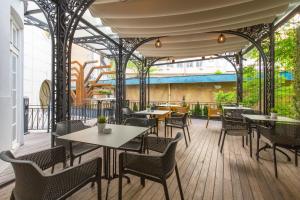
1 119 300 200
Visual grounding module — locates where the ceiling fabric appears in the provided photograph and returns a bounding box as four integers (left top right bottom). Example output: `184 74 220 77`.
90 0 297 59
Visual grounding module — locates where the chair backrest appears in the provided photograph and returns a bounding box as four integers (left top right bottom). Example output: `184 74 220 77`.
122 107 133 115
0 151 45 200
274 123 300 138
208 107 221 116
56 120 87 136
175 107 188 113
123 117 149 127
161 132 182 174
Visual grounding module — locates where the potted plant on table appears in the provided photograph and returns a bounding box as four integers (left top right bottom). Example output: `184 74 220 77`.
270 108 278 119
146 104 151 112
97 116 106 133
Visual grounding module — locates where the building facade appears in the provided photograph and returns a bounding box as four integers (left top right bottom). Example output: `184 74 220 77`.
0 0 24 171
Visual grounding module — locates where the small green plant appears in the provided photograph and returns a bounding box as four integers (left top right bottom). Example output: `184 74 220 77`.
97 116 106 124
203 105 208 116
214 69 223 75
270 108 278 113
193 102 202 117
133 102 138 112
98 90 112 95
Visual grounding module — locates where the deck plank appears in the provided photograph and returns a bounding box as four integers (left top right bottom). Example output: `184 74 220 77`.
1 119 300 200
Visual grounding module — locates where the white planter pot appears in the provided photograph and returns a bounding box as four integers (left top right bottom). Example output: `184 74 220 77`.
146 108 151 112
98 123 106 133
270 113 277 119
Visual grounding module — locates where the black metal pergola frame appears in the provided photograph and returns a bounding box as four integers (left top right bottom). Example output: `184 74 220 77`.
24 0 298 130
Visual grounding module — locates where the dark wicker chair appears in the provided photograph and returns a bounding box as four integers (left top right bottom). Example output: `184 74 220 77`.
257 123 300 178
122 107 134 122
118 132 184 200
119 117 150 153
218 115 252 156
0 146 102 200
52 120 100 166
165 112 190 147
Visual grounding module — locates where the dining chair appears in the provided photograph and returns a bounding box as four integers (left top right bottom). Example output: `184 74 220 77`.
219 115 251 156
257 123 300 178
206 107 221 128
52 120 100 166
118 132 184 200
0 146 102 200
165 112 190 147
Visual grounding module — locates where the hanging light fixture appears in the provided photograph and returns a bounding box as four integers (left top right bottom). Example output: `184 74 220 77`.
155 38 162 48
217 33 226 43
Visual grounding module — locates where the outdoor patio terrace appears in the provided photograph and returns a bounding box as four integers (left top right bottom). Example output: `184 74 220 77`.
1 119 300 200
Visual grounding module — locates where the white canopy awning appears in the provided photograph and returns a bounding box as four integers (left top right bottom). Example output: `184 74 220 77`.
89 0 298 59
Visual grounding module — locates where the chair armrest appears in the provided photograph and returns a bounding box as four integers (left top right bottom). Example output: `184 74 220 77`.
120 152 163 176
46 157 101 196
17 146 66 171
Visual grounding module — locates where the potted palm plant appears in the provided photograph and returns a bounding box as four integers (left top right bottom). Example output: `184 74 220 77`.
97 116 106 133
270 108 278 119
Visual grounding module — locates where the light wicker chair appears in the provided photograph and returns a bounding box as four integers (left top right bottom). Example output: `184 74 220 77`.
118 132 184 200
0 146 102 200
52 120 100 166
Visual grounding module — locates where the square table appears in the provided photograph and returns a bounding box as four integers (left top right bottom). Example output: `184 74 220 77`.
58 124 149 178
242 114 300 123
223 106 252 110
134 110 171 134
242 114 300 160
134 109 170 116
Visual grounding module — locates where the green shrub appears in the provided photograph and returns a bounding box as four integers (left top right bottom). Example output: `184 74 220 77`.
133 102 138 112
203 105 208 116
214 90 236 108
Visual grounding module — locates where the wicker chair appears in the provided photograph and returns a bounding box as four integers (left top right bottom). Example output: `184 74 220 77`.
206 107 221 128
122 107 134 122
0 146 102 200
118 132 184 200
165 113 190 147
119 118 150 153
52 120 100 166
218 115 251 156
257 123 300 178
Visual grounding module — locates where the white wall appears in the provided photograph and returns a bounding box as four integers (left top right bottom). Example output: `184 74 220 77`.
0 0 24 172
24 26 51 105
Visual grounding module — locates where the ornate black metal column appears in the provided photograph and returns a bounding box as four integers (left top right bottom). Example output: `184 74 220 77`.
115 39 124 124
266 24 275 112
31 0 96 133
236 52 244 104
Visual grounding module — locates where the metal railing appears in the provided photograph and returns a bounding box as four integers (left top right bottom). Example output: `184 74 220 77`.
27 105 51 132
25 102 115 132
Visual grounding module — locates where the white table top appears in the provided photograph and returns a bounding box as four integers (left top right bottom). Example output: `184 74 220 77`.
223 106 252 110
242 114 300 123
158 104 180 107
91 97 116 102
58 124 149 148
134 110 170 115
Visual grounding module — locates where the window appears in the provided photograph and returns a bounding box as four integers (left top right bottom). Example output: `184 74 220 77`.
10 18 20 148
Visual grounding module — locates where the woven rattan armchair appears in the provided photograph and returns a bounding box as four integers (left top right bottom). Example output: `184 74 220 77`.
257 123 300 178
0 146 102 200
165 112 190 147
52 120 100 166
122 107 134 122
118 133 184 200
119 117 149 153
218 115 251 156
